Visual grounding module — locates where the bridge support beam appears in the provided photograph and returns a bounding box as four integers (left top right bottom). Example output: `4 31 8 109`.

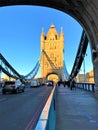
94 57 98 98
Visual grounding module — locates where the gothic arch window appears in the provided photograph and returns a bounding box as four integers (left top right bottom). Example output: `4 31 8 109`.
55 35 57 40
45 36 47 40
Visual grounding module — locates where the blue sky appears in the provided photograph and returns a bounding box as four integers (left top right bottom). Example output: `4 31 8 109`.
0 5 93 77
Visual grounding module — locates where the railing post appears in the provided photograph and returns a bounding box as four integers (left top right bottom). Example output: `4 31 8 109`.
92 84 95 92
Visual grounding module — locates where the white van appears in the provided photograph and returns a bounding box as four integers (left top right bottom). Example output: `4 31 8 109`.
30 80 40 88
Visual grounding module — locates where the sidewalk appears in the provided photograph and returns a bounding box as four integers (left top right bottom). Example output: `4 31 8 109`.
56 85 98 130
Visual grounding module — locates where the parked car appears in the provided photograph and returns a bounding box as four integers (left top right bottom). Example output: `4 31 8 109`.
45 80 54 87
2 80 25 94
30 80 40 88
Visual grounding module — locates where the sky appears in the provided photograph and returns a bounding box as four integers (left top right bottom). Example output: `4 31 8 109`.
0 5 93 77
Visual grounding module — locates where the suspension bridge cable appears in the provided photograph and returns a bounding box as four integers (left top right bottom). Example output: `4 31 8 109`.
42 49 57 69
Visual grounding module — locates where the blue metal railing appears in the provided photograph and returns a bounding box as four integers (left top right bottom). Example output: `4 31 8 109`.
76 82 95 92
35 84 56 130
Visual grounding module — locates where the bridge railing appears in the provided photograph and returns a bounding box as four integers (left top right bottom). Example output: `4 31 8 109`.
76 82 95 92
35 84 56 130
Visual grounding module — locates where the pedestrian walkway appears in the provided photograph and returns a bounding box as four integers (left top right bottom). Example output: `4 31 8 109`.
56 85 98 130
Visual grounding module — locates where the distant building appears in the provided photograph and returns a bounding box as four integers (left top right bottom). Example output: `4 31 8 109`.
86 70 94 83
3 74 15 81
76 69 94 83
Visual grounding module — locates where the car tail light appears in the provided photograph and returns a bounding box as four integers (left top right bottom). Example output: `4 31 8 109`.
11 84 16 87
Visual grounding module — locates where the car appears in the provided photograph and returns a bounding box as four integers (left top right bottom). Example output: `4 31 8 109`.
45 80 54 87
2 80 25 94
30 80 40 88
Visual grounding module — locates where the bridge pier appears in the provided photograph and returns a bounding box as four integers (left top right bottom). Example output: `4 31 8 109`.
94 57 98 98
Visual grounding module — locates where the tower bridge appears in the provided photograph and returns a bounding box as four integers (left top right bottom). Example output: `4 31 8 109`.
1 1 98 129
1 0 98 96
0 26 87 83
40 25 65 82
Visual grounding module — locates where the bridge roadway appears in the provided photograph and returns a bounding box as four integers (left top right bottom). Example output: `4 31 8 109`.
0 84 98 130
0 85 52 130
56 85 98 130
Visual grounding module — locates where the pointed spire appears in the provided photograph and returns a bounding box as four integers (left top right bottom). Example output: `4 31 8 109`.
61 27 63 33
41 27 45 41
50 24 55 28
60 26 64 40
41 27 44 35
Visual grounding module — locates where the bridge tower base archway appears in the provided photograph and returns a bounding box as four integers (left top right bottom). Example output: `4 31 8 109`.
46 73 59 83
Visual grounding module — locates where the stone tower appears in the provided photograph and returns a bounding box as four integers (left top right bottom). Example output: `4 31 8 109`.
40 24 64 81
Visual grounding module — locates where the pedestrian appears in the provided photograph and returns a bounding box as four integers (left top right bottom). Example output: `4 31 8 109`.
70 80 76 90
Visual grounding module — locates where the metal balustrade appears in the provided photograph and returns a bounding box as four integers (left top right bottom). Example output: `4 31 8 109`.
76 83 95 92
35 84 56 130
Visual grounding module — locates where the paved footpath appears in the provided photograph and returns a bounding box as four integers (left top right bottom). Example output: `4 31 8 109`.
56 85 98 130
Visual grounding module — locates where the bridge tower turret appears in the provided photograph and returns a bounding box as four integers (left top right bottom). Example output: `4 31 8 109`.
60 27 64 41
40 28 45 50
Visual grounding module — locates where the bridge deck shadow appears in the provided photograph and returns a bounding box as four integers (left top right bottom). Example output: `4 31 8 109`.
56 85 98 130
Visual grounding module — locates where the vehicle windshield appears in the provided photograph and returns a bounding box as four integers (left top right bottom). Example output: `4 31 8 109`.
5 81 15 85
